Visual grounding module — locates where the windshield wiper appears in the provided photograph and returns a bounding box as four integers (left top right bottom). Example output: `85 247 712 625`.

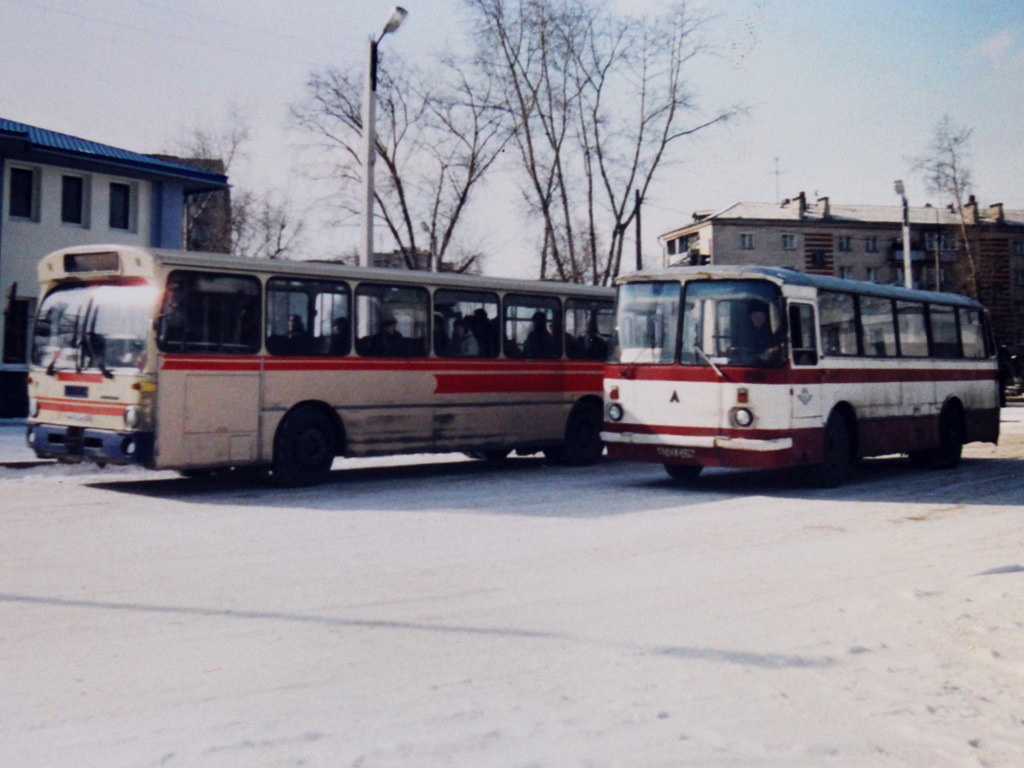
693 344 727 380
78 303 114 378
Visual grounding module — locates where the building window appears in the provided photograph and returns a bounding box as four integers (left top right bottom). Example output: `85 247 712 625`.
109 182 131 230
940 233 957 250
61 176 85 224
1013 240 1024 256
1014 270 1024 287
740 233 755 250
838 266 855 280
781 234 797 250
925 232 938 251
837 236 852 252
864 236 878 253
865 267 879 283
8 167 36 219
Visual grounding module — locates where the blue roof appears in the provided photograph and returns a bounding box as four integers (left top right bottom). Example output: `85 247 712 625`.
0 118 227 191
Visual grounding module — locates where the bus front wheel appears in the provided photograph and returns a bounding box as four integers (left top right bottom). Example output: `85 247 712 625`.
665 463 702 482
273 406 336 486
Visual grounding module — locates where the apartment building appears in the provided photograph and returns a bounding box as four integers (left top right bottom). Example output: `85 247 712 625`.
660 192 1024 354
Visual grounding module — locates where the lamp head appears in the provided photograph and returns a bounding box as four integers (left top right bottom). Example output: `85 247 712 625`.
894 179 905 196
382 7 408 36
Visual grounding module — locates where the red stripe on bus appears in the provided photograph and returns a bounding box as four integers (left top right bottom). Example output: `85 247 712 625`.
160 357 262 372
160 354 602 382
38 398 126 417
434 372 601 395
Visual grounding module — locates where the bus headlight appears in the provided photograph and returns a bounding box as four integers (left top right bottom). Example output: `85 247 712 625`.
28 397 39 418
607 403 624 422
731 407 754 428
124 406 140 429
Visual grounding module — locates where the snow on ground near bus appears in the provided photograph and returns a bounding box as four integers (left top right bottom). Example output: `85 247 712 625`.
2 412 1024 767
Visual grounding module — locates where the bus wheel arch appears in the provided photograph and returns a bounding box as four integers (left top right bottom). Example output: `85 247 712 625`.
272 401 343 486
561 395 605 466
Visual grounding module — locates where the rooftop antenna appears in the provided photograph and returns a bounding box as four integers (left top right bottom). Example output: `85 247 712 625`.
774 157 785 203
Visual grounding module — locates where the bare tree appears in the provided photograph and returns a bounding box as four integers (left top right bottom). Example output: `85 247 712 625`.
464 0 739 284
168 110 304 260
290 52 509 272
231 189 305 260
913 115 979 297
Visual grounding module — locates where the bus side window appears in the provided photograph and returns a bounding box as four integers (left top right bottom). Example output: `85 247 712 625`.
929 304 960 359
504 295 562 359
433 289 499 357
959 308 987 359
819 291 858 356
355 284 429 358
565 298 613 360
789 303 818 366
158 271 261 354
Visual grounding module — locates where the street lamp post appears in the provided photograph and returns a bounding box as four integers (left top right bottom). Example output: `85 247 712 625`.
360 7 408 268
894 179 912 289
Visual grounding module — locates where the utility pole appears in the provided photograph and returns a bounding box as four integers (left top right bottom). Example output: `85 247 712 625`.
634 190 642 271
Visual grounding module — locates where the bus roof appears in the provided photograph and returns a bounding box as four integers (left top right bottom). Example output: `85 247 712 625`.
616 265 984 309
38 245 614 300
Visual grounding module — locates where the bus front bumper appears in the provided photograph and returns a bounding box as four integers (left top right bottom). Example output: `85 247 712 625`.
601 429 794 469
27 423 154 466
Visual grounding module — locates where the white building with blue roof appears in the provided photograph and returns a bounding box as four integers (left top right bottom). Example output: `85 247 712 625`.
0 118 229 416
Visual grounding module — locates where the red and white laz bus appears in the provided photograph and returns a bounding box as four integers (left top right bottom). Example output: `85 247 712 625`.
602 266 1000 486
26 245 613 484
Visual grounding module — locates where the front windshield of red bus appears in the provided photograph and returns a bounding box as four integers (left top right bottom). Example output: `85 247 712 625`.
32 283 158 374
680 279 785 367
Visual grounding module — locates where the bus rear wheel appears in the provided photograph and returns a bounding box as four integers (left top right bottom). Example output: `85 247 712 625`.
933 405 965 469
813 412 853 488
272 406 336 486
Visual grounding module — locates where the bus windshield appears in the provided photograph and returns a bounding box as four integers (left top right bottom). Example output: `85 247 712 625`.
32 283 158 374
680 279 785 367
610 281 681 364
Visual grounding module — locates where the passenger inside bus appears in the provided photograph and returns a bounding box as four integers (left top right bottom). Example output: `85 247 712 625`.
361 311 406 356
574 317 608 359
286 314 312 355
448 317 480 356
328 317 349 356
523 311 557 358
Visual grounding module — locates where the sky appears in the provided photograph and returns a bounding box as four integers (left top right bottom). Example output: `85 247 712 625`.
3 0 1023 278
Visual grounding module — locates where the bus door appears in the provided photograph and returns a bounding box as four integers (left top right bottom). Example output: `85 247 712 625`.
153 272 263 469
788 302 822 428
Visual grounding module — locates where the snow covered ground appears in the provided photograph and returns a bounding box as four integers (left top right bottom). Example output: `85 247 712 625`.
2 412 1024 767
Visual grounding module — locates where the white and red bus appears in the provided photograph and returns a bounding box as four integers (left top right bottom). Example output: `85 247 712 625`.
602 266 1000 486
26 245 613 484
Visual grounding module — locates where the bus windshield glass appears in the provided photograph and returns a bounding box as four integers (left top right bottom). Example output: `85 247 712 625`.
680 279 785 367
610 281 681 364
32 283 158 373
